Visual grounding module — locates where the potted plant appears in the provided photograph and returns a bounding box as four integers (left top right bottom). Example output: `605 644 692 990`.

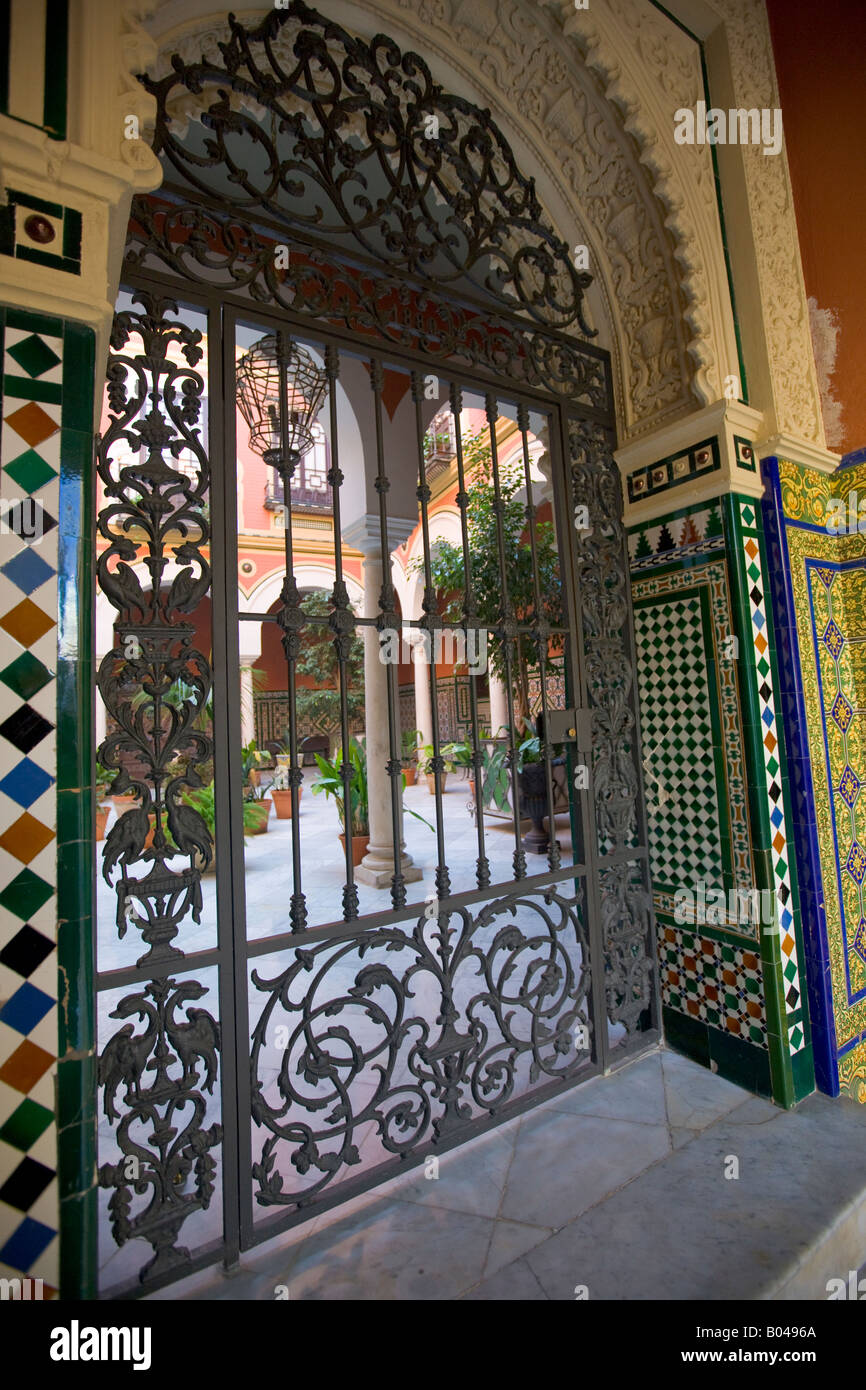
311 737 370 865
270 761 301 819
418 743 454 795
516 720 552 854
443 738 473 788
401 728 421 786
242 740 271 831
180 784 263 871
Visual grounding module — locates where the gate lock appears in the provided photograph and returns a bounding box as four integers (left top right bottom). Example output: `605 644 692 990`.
546 707 593 751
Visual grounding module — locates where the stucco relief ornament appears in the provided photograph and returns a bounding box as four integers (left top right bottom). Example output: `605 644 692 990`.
151 0 694 436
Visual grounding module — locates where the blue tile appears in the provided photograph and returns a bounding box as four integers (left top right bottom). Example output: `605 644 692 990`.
0 981 54 1034
0 548 55 596
0 758 55 808
0 1215 55 1272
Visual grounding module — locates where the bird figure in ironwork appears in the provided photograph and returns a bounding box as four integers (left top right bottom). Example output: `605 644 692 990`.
168 1007 220 1095
102 804 150 881
166 791 212 869
98 1004 159 1121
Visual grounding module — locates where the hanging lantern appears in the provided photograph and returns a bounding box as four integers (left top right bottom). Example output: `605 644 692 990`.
235 332 328 471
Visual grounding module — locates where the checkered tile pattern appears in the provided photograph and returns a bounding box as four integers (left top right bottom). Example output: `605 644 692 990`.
659 925 768 1046
0 314 59 1291
740 502 806 1055
634 593 724 888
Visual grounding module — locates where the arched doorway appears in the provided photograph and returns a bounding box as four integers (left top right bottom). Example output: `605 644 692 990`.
93 2 657 1295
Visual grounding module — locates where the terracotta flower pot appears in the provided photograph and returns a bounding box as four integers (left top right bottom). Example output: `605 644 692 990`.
426 772 448 795
248 799 271 834
468 778 475 800
402 765 417 786
96 805 110 841
272 788 300 819
339 831 369 867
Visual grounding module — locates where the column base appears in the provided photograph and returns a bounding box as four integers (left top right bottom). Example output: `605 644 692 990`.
355 845 423 889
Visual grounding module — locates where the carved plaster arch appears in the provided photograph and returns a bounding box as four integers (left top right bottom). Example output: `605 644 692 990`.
137 0 725 444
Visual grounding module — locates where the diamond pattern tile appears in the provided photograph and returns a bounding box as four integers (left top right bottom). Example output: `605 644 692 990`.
740 505 805 1056
0 315 62 1282
0 705 53 755
0 599 55 648
0 548 55 595
0 652 52 701
0 1098 53 1151
6 335 61 380
0 813 54 864
2 402 59 450
4 451 57 495
0 759 55 809
0 924 54 977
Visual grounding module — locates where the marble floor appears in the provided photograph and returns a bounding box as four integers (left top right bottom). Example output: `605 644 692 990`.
143 1047 866 1302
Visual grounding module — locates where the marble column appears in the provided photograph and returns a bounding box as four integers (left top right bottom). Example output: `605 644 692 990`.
344 517 421 889
409 629 433 750
239 662 256 745
488 667 511 738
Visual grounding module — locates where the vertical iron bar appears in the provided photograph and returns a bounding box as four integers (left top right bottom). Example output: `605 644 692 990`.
411 370 449 898
548 401 610 1073
275 332 307 933
214 304 249 1255
517 402 560 872
325 344 360 920
370 359 407 908
485 393 526 881
450 383 490 889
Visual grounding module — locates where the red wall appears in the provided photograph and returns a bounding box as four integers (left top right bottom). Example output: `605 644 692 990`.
766 0 866 455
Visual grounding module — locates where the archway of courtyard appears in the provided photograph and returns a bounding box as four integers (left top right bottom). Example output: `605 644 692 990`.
81 0 769 1298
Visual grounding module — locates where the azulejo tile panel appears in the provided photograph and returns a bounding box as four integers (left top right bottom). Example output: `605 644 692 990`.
776 463 866 1100
738 502 806 1057
0 308 61 1293
632 558 753 935
659 925 768 1046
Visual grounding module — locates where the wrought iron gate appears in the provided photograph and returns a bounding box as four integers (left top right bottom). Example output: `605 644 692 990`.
93 3 658 1296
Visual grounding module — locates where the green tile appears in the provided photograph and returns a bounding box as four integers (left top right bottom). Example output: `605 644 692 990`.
60 325 94 432
5 448 58 494
6 307 63 335
0 650 53 699
7 333 60 379
0 866 54 919
0 1096 54 1150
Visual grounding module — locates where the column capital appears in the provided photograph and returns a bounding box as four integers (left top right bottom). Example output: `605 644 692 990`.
342 513 416 557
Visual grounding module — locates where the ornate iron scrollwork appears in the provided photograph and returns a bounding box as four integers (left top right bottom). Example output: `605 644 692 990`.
97 977 222 1283
141 2 594 336
96 292 213 968
125 198 609 408
250 887 592 1208
568 419 656 1035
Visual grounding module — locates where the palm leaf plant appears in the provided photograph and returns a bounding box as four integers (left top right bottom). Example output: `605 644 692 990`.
313 737 433 834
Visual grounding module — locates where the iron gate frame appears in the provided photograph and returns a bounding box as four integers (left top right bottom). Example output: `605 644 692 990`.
92 1 660 1299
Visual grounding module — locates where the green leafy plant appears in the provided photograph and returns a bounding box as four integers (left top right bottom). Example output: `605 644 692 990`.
479 743 511 811
418 743 456 776
413 429 563 724
401 728 421 764
313 737 434 834
294 588 365 731
311 737 370 835
442 739 473 769
241 739 269 800
181 784 262 837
